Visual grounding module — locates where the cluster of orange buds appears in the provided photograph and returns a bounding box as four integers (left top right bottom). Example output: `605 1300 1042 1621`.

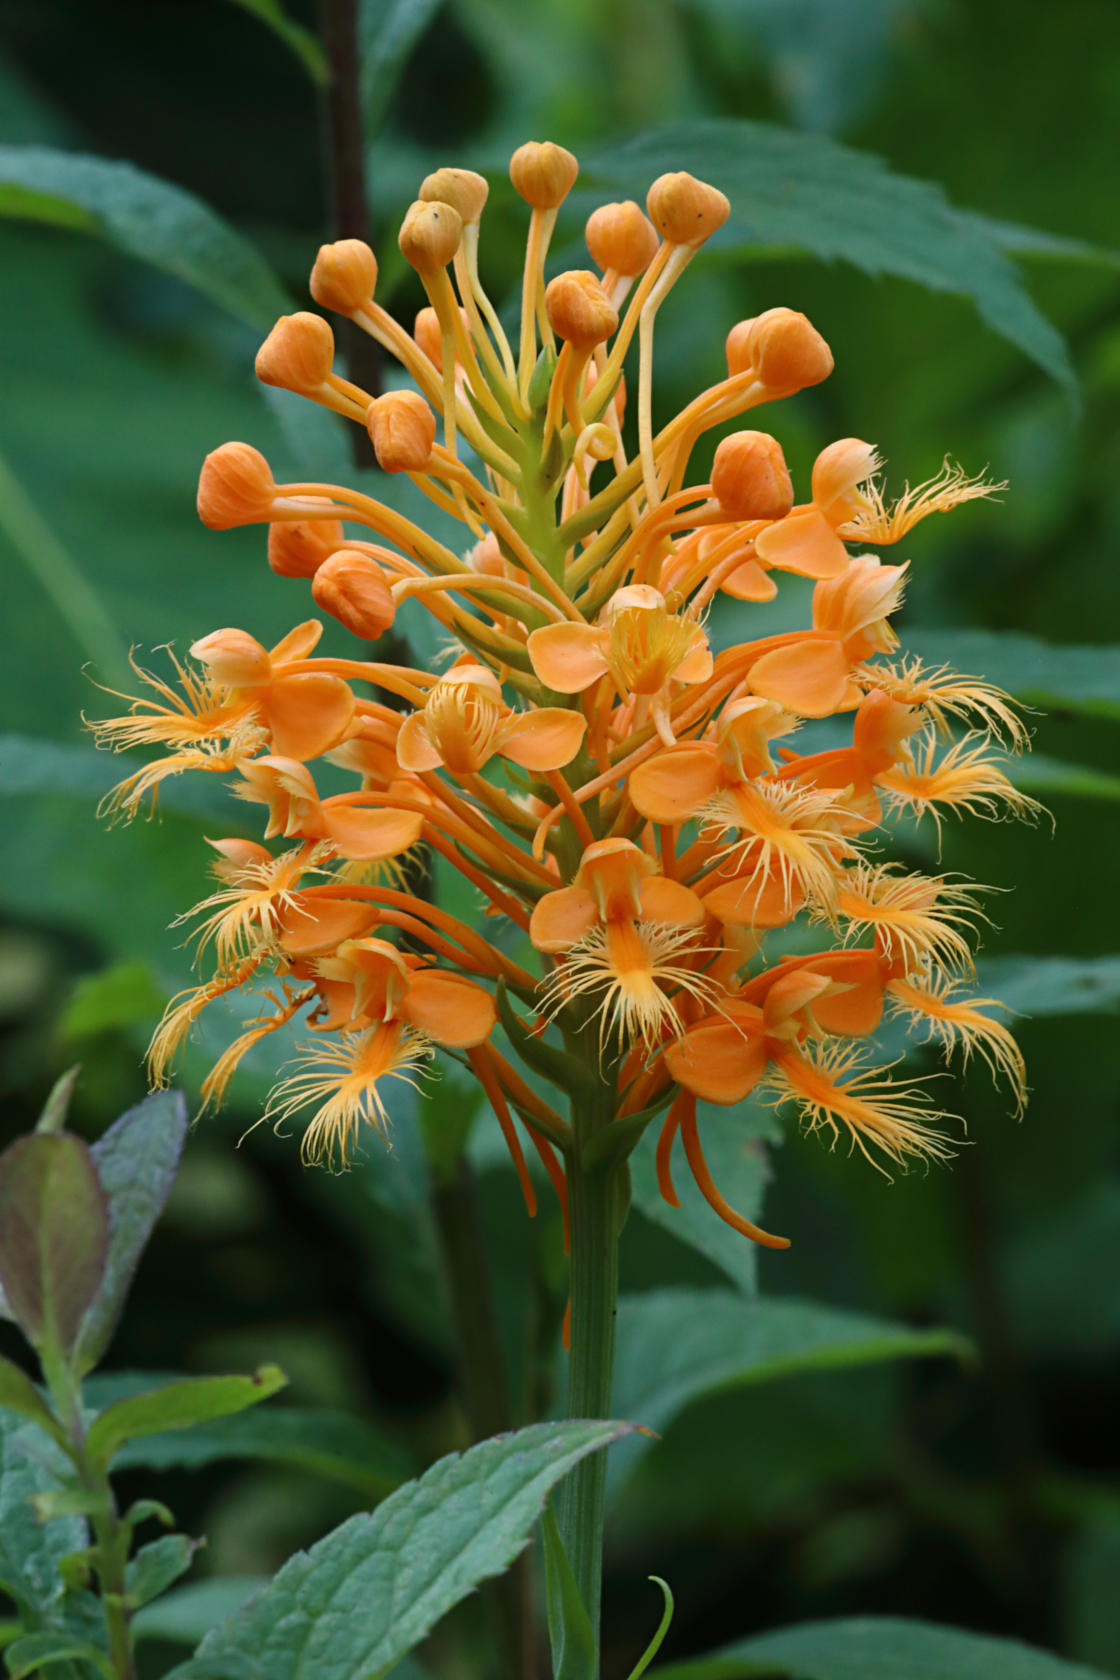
94 142 1038 1247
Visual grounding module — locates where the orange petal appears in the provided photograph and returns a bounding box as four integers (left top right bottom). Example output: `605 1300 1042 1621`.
664 1014 768 1105
403 971 496 1047
265 674 354 760
748 638 852 717
638 875 705 927
395 711 442 772
321 804 424 860
530 886 599 952
270 619 324 664
499 707 587 770
805 951 886 1036
628 745 722 823
675 634 714 684
276 895 379 958
755 509 850 579
527 624 608 692
722 558 778 602
703 872 803 929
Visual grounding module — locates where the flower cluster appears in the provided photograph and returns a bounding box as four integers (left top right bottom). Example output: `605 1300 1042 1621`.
95 143 1037 1248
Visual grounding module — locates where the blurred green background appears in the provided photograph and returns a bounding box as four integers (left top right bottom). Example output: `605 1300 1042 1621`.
0 0 1118 1675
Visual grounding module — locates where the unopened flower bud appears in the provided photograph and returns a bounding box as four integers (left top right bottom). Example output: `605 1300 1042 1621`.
544 270 618 351
645 172 729 246
467 533 505 576
398 200 462 273
366 390 437 473
311 550 396 639
268 501 345 578
197 442 275 530
509 141 579 210
190 628 272 687
255 312 334 394
728 308 833 391
310 239 378 313
585 200 659 277
419 167 489 226
711 431 794 521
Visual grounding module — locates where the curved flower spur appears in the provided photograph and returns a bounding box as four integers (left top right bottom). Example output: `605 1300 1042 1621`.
94 141 1037 1255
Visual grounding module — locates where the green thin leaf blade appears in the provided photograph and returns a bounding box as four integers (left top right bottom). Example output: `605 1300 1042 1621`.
649 1615 1113 1679
84 1366 287 1475
74 1091 189 1374
0 1353 64 1443
165 1421 632 1680
609 1290 967 1488
0 146 290 328
359 0 446 136
585 121 1074 392
227 0 328 84
0 1133 109 1358
541 1503 596 1680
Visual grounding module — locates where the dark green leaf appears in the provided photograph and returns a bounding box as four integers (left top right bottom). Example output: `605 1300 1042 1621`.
3 1629 113 1680
226 0 328 83
126 1534 200 1610
84 1366 287 1475
60 964 165 1040
35 1064 81 1134
609 1290 968 1488
73 1091 189 1374
0 1414 85 1616
1013 756 1120 803
0 147 290 328
0 1354 65 1444
359 0 446 136
649 1615 1113 1679
541 1502 595 1680
905 629 1120 718
584 122 1074 392
0 1133 109 1359
165 1421 633 1680
977 956 1120 1018
133 1578 270 1645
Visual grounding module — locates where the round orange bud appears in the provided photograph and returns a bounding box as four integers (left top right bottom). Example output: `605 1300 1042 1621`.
309 239 378 313
711 431 794 522
419 167 489 226
645 172 729 246
398 199 462 273
585 200 659 277
190 628 272 687
366 390 437 473
311 550 396 639
509 141 579 210
255 312 334 394
544 270 618 351
468 533 505 576
197 442 276 530
268 501 346 578
413 306 443 372
732 307 834 391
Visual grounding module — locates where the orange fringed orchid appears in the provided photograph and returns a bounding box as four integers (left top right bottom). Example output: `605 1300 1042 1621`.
94 143 1034 1257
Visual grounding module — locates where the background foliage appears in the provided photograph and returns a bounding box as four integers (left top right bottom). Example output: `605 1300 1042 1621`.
0 0 1118 1675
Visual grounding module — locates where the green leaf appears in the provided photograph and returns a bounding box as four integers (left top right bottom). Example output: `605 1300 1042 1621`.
60 964 165 1040
649 1615 1113 1679
73 1090 188 1374
1012 756 1120 803
626 1577 675 1680
0 1132 109 1359
3 1629 113 1680
0 734 248 827
126 1534 200 1610
0 1410 86 1614
630 1099 780 1296
584 122 1074 393
165 1421 632 1680
976 955 1120 1018
35 1064 81 1134
133 1577 271 1645
359 0 446 136
905 629 1120 719
609 1290 968 1488
0 147 290 328
84 1366 288 1476
0 1354 64 1443
226 0 328 84
541 1502 596 1680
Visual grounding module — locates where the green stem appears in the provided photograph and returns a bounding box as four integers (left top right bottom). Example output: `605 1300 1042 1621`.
558 1076 624 1669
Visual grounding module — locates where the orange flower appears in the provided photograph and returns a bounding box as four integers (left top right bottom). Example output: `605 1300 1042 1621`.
397 662 586 775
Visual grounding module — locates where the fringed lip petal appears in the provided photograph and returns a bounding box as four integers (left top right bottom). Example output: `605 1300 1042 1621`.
527 623 609 692
748 638 853 717
629 744 722 823
755 509 850 579
402 970 497 1047
498 707 587 770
